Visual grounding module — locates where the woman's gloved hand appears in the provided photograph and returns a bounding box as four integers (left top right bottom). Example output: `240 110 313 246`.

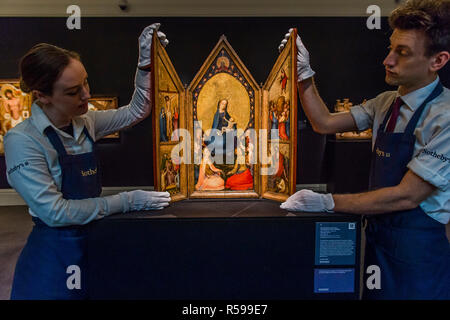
278 28 315 82
121 190 171 212
138 22 169 70
131 23 169 118
280 189 334 213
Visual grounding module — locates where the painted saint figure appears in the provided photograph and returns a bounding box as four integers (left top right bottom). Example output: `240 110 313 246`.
208 99 237 161
279 68 288 94
225 146 253 190
195 147 225 191
165 96 173 140
159 106 168 142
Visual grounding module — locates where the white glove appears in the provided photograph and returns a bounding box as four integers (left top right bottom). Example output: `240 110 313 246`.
280 189 334 213
131 23 169 117
121 190 171 212
278 28 315 82
137 22 169 70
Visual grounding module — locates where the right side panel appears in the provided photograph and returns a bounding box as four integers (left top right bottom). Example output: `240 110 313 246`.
261 29 298 201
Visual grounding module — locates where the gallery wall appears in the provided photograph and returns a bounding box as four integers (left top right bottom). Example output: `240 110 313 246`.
0 17 448 189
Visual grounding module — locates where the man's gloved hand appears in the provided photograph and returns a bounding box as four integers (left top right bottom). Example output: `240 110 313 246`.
138 23 169 70
278 28 315 82
121 190 171 212
280 189 334 213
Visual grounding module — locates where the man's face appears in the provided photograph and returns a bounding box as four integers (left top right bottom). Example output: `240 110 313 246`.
383 29 434 88
5 91 13 99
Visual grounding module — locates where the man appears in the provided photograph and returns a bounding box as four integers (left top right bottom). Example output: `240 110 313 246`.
280 0 449 299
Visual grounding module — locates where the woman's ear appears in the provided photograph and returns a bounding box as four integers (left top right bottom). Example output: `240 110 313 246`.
32 90 51 105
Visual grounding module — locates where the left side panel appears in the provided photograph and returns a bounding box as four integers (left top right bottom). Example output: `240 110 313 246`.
151 36 187 201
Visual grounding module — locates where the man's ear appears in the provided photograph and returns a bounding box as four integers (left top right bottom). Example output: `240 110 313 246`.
32 90 51 105
430 51 449 72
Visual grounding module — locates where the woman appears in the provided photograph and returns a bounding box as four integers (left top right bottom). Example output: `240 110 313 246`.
208 99 236 161
195 147 225 191
4 23 171 300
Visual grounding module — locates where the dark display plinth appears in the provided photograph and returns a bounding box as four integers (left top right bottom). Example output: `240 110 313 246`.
88 199 362 299
327 139 372 194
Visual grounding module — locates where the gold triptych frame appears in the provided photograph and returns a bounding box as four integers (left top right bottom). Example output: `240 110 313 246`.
151 30 298 202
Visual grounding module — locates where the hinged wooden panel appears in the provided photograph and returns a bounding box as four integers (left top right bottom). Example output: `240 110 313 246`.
261 29 298 201
151 34 188 201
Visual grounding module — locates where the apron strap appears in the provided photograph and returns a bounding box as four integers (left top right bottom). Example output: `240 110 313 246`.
44 126 68 156
82 126 96 145
404 81 443 135
377 81 443 135
44 125 96 157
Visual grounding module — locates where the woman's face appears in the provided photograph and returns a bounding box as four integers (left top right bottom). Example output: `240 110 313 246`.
219 99 227 112
39 58 91 120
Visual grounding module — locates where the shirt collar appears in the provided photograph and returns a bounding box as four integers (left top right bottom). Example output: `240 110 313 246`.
30 102 85 140
398 76 440 111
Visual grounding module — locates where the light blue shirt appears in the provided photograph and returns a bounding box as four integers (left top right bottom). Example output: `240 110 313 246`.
350 77 450 224
4 72 150 227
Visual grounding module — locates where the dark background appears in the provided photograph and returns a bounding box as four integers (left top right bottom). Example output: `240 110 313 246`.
0 17 448 189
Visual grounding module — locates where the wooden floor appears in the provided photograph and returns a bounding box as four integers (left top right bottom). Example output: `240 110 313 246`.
0 206 449 300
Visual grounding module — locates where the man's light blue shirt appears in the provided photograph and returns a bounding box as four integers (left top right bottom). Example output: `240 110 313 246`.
350 77 450 224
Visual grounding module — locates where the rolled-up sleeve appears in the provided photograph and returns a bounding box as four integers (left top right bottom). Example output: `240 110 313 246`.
350 97 377 131
407 120 450 191
4 131 126 227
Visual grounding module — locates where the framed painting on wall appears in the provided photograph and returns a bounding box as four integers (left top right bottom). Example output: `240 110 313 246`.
0 80 32 155
88 96 120 139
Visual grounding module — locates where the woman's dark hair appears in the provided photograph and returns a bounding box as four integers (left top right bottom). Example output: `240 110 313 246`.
19 43 80 97
389 0 450 56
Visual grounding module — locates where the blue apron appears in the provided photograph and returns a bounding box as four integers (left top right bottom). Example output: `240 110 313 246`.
363 82 450 300
11 126 101 300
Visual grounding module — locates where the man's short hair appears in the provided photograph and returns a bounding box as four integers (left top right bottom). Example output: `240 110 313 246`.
389 0 450 56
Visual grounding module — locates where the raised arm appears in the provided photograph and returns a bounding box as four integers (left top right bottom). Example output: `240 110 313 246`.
89 23 169 139
279 29 358 134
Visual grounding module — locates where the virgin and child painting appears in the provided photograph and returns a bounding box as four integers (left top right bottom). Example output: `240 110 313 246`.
191 47 258 194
